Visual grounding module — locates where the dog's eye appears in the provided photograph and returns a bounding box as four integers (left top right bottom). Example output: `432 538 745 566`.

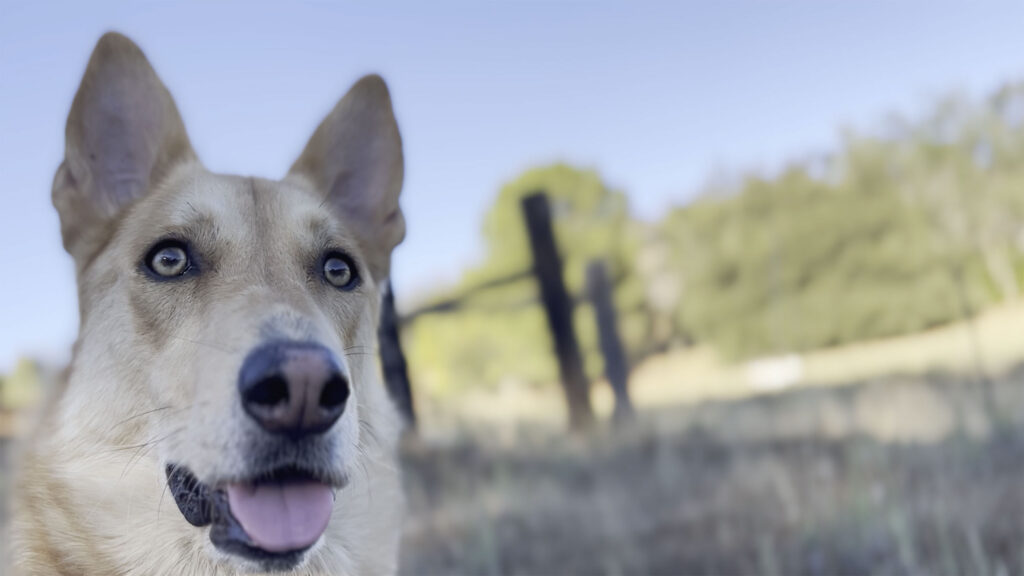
323 254 358 290
146 241 191 278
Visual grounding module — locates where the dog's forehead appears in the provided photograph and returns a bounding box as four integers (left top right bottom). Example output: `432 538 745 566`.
155 170 308 226
155 170 256 230
136 167 358 248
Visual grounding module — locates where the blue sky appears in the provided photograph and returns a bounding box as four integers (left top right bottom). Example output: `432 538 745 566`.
2 1 1024 371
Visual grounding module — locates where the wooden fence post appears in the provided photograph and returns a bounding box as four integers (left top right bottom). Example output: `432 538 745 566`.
377 281 416 429
521 192 594 430
587 259 634 423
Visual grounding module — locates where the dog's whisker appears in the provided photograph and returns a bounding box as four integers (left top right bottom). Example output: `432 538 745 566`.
170 335 239 355
157 463 177 523
122 435 164 479
118 427 184 479
106 428 184 454
354 426 400 475
358 418 383 452
354 446 377 506
108 404 182 430
358 449 400 475
121 443 149 479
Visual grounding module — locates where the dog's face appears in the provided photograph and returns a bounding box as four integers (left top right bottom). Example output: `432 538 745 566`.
49 33 404 572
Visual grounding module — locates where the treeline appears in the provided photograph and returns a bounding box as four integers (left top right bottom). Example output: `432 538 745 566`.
405 83 1024 394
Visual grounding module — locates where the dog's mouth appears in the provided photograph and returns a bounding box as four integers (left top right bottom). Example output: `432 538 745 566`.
166 464 341 568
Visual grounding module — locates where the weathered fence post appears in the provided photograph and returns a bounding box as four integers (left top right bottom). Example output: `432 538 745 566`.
377 281 416 429
587 259 634 423
521 192 594 430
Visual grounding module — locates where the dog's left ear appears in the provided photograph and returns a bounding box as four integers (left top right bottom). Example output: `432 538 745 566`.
288 75 405 283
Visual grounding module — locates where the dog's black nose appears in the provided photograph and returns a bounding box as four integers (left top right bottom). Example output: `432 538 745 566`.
238 341 350 437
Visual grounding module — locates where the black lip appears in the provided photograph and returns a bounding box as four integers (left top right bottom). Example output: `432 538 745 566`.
165 464 324 571
166 464 213 526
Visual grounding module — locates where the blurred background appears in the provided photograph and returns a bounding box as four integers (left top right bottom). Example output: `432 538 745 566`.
4 1 1024 574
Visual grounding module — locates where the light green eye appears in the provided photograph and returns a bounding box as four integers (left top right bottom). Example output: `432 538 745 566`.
323 255 357 289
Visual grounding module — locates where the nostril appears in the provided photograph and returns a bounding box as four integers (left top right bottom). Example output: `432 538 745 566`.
319 375 350 411
238 341 349 435
247 375 289 407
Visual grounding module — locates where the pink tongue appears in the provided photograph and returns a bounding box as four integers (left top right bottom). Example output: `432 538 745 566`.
226 481 334 553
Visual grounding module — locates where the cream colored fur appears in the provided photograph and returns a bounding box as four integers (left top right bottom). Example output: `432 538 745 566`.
11 32 405 575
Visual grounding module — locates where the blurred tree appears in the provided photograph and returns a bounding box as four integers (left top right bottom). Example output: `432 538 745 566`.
406 164 648 394
1 357 43 411
663 83 1024 360
405 82 1024 393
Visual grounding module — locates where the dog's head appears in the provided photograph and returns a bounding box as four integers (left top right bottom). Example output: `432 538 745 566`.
52 33 404 572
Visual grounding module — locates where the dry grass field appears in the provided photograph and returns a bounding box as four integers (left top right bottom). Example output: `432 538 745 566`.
399 366 1024 575
396 304 1024 574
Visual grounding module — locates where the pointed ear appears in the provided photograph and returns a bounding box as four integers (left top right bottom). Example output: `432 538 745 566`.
288 75 405 283
53 32 197 267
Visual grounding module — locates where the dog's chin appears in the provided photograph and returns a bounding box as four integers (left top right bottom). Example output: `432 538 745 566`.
166 464 346 572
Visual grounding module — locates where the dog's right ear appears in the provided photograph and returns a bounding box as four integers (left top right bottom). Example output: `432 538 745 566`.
53 32 197 268
287 75 405 284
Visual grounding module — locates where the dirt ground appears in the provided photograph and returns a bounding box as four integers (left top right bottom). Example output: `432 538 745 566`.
3 367 1024 575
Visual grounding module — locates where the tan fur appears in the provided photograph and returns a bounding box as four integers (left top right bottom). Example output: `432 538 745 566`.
12 32 406 575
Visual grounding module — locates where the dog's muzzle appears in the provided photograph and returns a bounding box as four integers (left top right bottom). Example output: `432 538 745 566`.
164 340 350 569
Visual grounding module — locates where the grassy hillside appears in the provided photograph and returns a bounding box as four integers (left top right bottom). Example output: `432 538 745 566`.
412 301 1024 434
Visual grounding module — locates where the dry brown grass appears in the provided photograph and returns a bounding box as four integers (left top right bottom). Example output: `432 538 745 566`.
399 365 1024 575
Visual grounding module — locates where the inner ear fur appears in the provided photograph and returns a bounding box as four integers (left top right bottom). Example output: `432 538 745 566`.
288 74 405 283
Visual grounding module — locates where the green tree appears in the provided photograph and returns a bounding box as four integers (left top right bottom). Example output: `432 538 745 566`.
1 357 43 411
662 83 1024 359
406 82 1024 393
406 163 648 395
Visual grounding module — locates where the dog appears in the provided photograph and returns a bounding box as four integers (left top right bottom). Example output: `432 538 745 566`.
11 32 406 575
